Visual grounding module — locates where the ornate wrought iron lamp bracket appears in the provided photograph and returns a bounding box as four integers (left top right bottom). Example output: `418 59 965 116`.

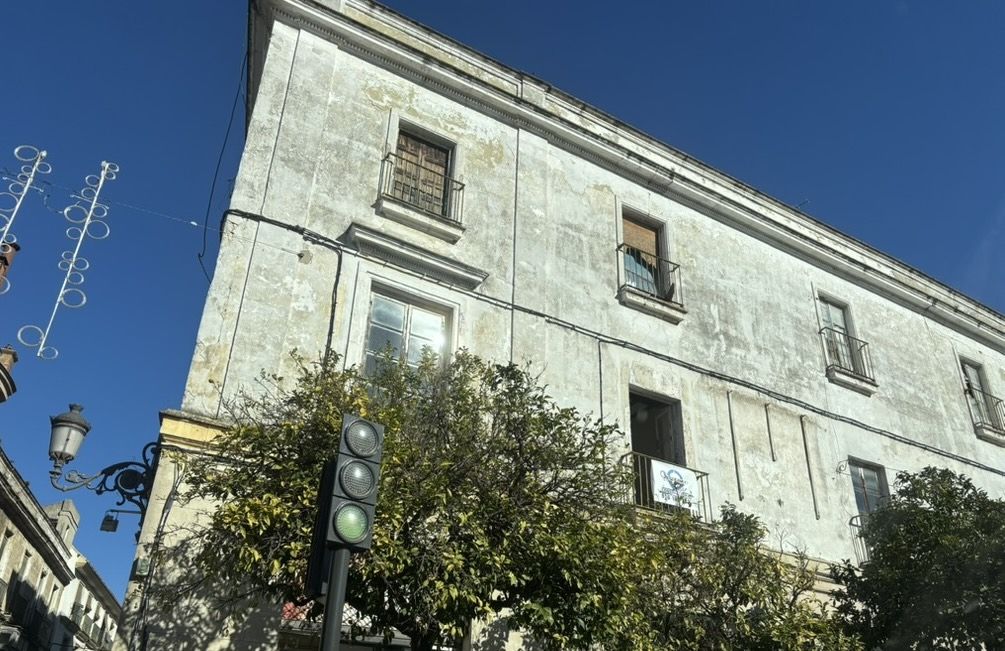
50 441 158 515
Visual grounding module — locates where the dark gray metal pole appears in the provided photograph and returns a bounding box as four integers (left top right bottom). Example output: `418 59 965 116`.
320 548 351 651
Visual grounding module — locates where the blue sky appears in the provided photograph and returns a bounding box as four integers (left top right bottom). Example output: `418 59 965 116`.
1 1 1003 599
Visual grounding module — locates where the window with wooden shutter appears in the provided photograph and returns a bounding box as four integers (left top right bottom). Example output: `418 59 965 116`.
392 132 451 216
622 216 661 296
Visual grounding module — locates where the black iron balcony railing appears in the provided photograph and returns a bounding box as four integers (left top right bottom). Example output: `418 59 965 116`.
617 244 683 307
380 152 464 224
849 513 872 564
820 327 874 382
620 451 710 522
965 386 1005 432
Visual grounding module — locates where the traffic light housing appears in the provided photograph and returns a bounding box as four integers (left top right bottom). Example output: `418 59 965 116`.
326 414 384 551
307 458 338 597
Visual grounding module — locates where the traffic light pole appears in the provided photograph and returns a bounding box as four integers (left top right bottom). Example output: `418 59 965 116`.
320 548 351 651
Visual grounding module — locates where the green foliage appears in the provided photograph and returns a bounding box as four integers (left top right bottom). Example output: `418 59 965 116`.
174 351 856 650
634 506 859 651
832 467 1005 649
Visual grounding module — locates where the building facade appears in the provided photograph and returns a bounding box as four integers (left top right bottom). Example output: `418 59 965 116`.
0 449 122 650
123 0 1005 648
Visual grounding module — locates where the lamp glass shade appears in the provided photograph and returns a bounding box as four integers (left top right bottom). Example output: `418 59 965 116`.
49 403 91 464
49 423 86 463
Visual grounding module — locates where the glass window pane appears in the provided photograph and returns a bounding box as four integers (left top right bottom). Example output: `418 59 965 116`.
852 481 870 513
371 296 406 331
410 308 445 342
406 341 424 365
863 468 880 496
821 299 849 333
850 463 885 514
367 324 403 355
407 336 440 363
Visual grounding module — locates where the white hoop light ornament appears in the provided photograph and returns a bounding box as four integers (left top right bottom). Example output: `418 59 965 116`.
18 161 119 360
0 145 51 295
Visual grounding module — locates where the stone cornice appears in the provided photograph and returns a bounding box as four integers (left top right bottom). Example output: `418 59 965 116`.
159 409 229 450
251 0 1005 352
347 223 489 289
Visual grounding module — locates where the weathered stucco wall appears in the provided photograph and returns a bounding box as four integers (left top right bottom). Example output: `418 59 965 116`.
134 2 1005 648
183 0 1005 580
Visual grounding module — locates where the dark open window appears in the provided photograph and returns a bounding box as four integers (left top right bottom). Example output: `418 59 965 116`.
630 392 685 466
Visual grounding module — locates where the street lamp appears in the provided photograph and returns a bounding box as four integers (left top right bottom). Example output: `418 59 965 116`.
47 403 159 519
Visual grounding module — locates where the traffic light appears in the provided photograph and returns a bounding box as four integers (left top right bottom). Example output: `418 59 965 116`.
326 414 384 551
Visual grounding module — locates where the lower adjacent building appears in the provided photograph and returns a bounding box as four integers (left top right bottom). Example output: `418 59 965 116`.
0 448 122 650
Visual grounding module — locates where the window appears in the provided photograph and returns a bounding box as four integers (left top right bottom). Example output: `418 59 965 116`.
818 296 875 384
630 392 685 466
961 359 1003 431
0 529 11 574
389 131 453 218
364 293 449 374
819 298 856 370
848 460 888 515
18 551 31 583
625 392 706 518
620 214 679 304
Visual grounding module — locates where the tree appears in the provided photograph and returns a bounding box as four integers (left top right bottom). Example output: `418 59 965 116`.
174 352 646 650
832 467 1005 649
635 506 858 650
167 351 856 650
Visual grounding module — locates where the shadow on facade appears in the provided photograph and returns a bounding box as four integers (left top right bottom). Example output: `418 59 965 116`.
1 572 61 651
128 534 278 651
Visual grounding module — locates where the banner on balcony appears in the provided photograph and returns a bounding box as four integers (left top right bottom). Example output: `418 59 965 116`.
651 459 701 516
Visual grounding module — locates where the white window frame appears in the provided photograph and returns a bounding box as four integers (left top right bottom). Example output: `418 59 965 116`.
814 292 876 391
362 285 454 373
961 357 1002 431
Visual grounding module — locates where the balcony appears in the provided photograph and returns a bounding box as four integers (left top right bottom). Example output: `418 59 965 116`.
966 387 1005 446
616 244 686 324
849 514 872 564
376 152 465 243
820 327 877 395
620 451 710 522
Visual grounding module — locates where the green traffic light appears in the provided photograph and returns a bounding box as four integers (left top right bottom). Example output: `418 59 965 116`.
334 504 369 544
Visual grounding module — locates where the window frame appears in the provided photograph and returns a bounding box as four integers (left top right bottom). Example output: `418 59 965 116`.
815 292 876 388
847 458 889 516
614 202 685 322
383 116 461 220
362 286 453 374
960 357 1003 431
